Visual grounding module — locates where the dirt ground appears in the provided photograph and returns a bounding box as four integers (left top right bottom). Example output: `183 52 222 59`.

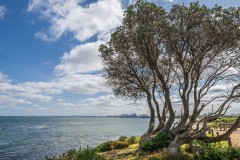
214 130 240 147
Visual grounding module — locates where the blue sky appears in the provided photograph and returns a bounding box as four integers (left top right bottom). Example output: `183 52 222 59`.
0 0 239 116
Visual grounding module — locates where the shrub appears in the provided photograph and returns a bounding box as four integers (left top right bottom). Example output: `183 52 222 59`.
76 148 106 160
119 136 127 142
113 141 129 149
140 138 156 151
45 148 106 160
141 132 173 152
96 141 114 152
96 140 129 152
226 147 240 160
127 136 137 144
192 141 240 160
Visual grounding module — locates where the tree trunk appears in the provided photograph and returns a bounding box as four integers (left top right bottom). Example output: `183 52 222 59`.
146 93 155 135
168 143 182 157
152 121 164 135
140 92 155 143
168 135 188 157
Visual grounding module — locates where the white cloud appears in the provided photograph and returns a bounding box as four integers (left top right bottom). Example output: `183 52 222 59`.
0 95 31 107
75 95 149 115
209 85 230 92
0 72 11 82
28 0 123 42
0 5 6 20
57 102 76 108
55 41 103 75
0 72 109 107
56 73 109 94
163 0 174 2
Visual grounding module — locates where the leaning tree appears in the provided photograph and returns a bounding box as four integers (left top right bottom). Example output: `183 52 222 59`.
99 0 240 156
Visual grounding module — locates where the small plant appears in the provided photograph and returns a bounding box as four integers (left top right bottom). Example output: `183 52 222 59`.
140 138 155 151
96 141 114 152
96 140 129 152
45 148 106 160
190 140 240 160
76 147 106 160
113 141 129 149
141 132 173 152
119 135 127 142
127 136 137 144
226 147 240 160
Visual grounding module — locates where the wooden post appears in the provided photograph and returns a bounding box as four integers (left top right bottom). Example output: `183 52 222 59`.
211 129 214 137
208 128 211 134
228 138 232 147
216 132 219 136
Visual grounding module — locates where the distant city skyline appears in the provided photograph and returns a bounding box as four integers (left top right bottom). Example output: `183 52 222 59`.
0 0 239 116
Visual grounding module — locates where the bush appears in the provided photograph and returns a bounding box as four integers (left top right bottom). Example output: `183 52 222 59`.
127 136 137 144
96 141 114 152
76 148 106 160
226 147 240 160
140 138 155 151
96 140 129 152
113 141 129 149
119 136 127 142
192 140 240 160
141 132 173 152
45 148 106 160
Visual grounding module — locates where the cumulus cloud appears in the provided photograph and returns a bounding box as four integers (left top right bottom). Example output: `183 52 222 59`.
75 95 149 115
0 72 109 107
0 95 31 107
0 5 6 20
28 0 123 42
56 73 109 94
163 0 174 2
0 72 11 82
55 41 103 75
0 78 53 105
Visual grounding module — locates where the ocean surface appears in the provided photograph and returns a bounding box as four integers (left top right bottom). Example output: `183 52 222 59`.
0 116 149 160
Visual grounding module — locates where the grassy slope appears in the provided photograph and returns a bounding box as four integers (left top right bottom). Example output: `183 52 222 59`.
99 143 139 160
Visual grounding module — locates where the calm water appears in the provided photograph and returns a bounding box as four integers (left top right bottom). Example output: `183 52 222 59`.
0 116 149 160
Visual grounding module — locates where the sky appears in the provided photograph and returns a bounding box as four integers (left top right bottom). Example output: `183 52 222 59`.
0 0 239 116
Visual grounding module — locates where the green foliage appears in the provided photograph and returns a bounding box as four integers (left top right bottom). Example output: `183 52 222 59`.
96 140 129 152
147 151 194 160
45 148 106 160
75 148 106 160
198 143 226 160
216 116 238 123
113 141 129 149
226 147 240 160
96 141 114 152
140 132 173 152
119 135 128 142
190 140 240 160
127 136 137 144
140 139 156 151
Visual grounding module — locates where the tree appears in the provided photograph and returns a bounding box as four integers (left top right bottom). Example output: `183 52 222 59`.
99 0 240 157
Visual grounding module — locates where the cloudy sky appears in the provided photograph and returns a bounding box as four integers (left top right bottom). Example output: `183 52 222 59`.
0 0 239 116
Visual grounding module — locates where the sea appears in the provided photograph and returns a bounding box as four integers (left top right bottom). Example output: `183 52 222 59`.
0 116 149 160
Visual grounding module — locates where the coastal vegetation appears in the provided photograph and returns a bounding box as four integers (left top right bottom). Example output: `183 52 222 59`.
46 133 240 160
99 0 240 157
